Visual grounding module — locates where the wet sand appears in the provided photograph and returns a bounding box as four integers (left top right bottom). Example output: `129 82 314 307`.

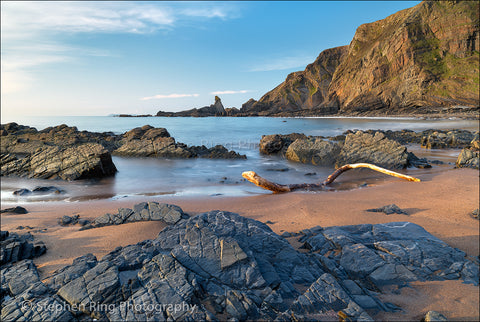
1 167 479 320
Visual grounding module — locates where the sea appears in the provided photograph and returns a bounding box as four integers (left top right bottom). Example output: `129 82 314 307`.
1 116 478 205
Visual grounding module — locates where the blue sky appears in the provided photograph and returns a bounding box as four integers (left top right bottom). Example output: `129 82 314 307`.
1 1 420 117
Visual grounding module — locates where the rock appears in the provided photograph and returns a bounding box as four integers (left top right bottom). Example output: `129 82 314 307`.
78 219 91 226
156 96 227 117
58 215 80 226
286 138 341 166
1 123 121 154
2 210 478 321
456 139 479 169
12 188 31 196
0 206 28 215
266 130 428 168
422 130 476 149
470 209 479 220
259 133 307 155
32 186 63 194
366 204 408 215
188 145 247 159
424 310 448 321
113 125 245 159
336 131 411 169
1 143 117 181
0 231 46 265
13 186 64 196
301 221 478 288
82 202 187 229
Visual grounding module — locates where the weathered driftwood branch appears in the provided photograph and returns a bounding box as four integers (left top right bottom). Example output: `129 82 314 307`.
242 163 420 193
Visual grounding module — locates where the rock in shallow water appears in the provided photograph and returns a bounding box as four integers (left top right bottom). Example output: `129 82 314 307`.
0 143 117 181
0 206 28 215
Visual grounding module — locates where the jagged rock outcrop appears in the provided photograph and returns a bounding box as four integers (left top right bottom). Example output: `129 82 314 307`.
0 231 46 265
259 133 307 155
113 125 246 159
0 143 117 181
113 125 194 158
1 123 247 168
421 129 478 148
1 210 478 321
335 131 413 169
269 131 429 169
456 138 479 169
80 202 188 230
241 1 479 116
156 96 227 117
0 123 121 154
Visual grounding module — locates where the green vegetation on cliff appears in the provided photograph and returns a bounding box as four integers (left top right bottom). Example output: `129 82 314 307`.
242 0 479 116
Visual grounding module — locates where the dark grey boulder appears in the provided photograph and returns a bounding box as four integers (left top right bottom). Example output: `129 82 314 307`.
0 206 28 215
0 231 46 265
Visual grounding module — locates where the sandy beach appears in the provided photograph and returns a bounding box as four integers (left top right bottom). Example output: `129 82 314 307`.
1 167 479 320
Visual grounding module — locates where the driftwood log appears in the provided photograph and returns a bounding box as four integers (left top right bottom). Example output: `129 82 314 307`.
242 163 420 193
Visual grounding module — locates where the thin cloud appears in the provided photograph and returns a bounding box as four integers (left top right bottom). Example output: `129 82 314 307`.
210 90 252 95
1 2 239 94
1 2 238 38
249 54 317 72
141 93 200 100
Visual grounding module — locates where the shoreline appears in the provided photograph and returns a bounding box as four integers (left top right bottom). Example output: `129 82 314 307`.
1 167 478 320
2 167 478 271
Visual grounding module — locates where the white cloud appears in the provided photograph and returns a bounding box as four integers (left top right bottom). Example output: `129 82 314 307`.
210 90 252 95
1 1 239 94
249 54 317 72
1 2 237 38
140 93 200 100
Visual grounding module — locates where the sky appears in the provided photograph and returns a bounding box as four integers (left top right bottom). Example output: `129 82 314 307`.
1 1 420 118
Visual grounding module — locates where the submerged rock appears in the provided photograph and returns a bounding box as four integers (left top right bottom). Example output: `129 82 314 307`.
0 206 28 215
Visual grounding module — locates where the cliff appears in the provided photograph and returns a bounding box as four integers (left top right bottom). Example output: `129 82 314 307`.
242 0 479 116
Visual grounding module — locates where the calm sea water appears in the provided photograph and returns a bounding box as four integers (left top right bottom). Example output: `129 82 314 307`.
1 116 478 204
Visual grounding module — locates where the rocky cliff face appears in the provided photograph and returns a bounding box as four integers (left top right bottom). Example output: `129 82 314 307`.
242 0 479 116
241 46 349 115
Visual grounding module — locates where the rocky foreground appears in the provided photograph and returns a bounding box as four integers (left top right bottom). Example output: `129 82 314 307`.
0 123 246 181
1 204 478 321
